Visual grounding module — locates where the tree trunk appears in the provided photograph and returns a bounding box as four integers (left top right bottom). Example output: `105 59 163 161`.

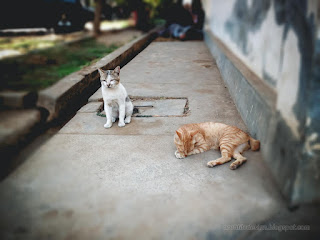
94 0 102 36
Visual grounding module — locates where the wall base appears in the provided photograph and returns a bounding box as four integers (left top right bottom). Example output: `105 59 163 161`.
204 30 320 205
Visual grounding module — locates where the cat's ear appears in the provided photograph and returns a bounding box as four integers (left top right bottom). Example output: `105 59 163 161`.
114 66 120 75
176 130 183 139
190 130 199 138
97 68 104 76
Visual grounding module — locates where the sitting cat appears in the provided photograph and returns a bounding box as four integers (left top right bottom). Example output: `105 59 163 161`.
174 122 260 169
98 66 133 128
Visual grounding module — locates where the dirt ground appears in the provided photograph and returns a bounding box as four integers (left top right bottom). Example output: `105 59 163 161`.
96 28 143 46
0 27 143 59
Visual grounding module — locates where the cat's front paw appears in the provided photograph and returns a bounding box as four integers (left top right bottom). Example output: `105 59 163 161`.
207 160 219 168
230 160 245 170
229 162 239 170
124 116 131 124
104 122 112 128
175 150 185 159
118 121 125 127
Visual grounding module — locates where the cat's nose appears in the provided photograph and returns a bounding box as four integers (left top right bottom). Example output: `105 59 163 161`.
107 84 111 88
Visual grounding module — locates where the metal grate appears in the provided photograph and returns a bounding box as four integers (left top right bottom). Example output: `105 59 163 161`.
97 97 189 118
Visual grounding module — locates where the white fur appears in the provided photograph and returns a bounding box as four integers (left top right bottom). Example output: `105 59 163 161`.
175 150 185 159
100 74 133 128
234 143 248 154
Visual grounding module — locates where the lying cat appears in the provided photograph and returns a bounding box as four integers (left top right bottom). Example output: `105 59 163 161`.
98 66 133 128
174 122 260 169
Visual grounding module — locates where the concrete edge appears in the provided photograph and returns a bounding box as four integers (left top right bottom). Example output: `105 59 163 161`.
0 108 48 179
205 31 277 110
204 30 288 199
0 91 38 109
204 30 277 141
0 110 42 149
204 30 320 205
37 27 161 122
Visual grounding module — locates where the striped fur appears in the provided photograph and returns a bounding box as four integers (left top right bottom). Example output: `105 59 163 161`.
174 122 260 170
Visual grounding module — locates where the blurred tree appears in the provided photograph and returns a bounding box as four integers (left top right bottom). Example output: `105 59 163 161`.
91 0 170 33
113 0 172 21
143 0 162 18
94 0 103 35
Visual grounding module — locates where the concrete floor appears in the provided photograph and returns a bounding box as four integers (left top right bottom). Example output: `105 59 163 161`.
0 42 318 239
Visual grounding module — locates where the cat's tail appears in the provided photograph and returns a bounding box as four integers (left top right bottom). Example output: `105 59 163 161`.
249 136 260 151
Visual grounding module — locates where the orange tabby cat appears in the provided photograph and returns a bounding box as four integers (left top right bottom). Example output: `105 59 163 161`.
174 122 260 169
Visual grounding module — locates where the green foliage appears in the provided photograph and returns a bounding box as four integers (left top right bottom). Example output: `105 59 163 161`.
143 0 162 9
143 0 162 18
0 39 118 91
0 38 57 53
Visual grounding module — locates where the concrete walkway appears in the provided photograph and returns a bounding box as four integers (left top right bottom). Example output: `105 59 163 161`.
0 42 297 239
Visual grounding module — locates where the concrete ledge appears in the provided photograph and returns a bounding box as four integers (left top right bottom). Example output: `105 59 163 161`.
0 110 41 148
37 27 160 121
204 30 277 143
204 30 320 205
204 30 287 199
0 92 42 176
0 91 37 109
0 109 44 178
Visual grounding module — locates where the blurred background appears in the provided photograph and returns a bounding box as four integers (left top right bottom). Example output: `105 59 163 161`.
0 0 162 91
0 0 167 35
0 0 180 91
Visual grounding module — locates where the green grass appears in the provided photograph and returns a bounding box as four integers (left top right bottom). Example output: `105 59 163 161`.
0 39 118 91
0 37 58 53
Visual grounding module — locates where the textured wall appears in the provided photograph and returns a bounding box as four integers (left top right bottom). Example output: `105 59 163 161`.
203 0 320 204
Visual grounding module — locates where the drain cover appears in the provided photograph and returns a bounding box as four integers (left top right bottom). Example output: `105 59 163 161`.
133 97 188 117
97 97 189 117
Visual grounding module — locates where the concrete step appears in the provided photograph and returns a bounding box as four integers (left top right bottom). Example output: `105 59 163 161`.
0 109 42 148
0 91 37 109
0 109 43 177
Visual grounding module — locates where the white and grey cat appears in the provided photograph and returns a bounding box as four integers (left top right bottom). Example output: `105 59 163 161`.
98 66 133 128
